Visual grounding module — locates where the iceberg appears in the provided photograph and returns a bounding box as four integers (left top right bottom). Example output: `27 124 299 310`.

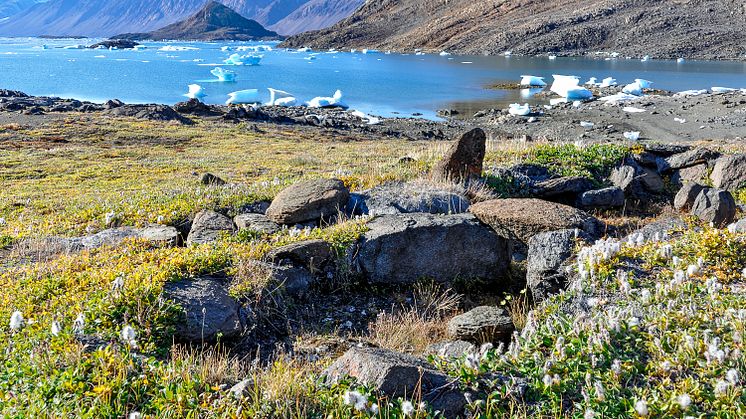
520 75 547 87
226 89 260 105
641 55 651 62
224 53 262 66
712 87 737 94
622 79 652 96
677 58 685 64
221 46 232 52
508 103 531 116
504 51 512 56
550 75 593 100
635 79 654 89
362 49 378 54
133 45 147 51
585 77 598 86
267 88 297 107
624 131 641 141
297 47 312 52
623 106 646 113
159 46 199 52
548 55 557 60
307 90 347 108
185 84 206 100
210 67 236 82
350 110 381 125
599 77 617 88
439 51 451 56
237 45 273 52
63 44 85 49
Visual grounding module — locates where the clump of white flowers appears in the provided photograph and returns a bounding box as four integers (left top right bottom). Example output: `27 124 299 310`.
9 311 23 331
635 399 649 416
401 400 415 416
677 393 691 410
121 325 137 349
73 313 85 335
342 390 369 412
51 321 61 336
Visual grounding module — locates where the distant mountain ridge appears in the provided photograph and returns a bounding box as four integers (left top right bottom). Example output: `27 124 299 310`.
116 1 280 41
0 0 364 37
0 0 46 19
282 0 746 60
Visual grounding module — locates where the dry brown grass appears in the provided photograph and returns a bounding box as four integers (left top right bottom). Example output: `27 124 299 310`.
170 344 249 387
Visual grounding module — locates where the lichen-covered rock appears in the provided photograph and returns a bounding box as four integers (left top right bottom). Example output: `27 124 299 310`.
578 187 625 209
265 239 333 271
355 213 510 285
711 154 746 191
446 306 514 343
674 182 705 211
425 340 477 359
432 128 486 181
527 229 589 301
348 181 470 216
656 148 720 174
470 198 602 243
266 179 349 225
691 188 736 227
234 213 280 235
186 210 235 245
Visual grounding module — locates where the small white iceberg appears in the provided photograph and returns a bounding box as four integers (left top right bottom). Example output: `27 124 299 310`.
307 90 347 109
520 75 547 87
210 67 236 82
677 58 685 64
599 77 617 88
623 106 646 113
185 84 206 100
548 55 557 60
226 89 260 105
63 44 85 49
550 75 593 100
641 55 651 62
224 53 262 66
584 77 598 86
712 87 737 94
439 51 451 56
580 121 594 128
504 51 512 56
350 110 381 125
508 103 531 116
624 131 641 141
622 79 653 96
267 88 297 107
221 46 232 52
297 47 312 52
159 45 199 52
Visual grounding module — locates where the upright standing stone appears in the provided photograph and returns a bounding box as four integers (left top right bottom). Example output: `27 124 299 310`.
433 128 486 181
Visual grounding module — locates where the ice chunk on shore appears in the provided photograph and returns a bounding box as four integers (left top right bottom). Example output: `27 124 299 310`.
226 89 260 105
350 110 381 125
712 87 737 94
307 90 347 109
439 51 451 56
599 93 639 103
674 118 686 124
504 51 512 56
580 121 594 128
211 67 236 82
185 84 206 100
622 79 652 96
677 58 685 63
676 89 708 96
641 55 651 62
585 77 598 86
624 131 641 141
224 53 262 66
520 75 547 87
267 88 297 107
623 106 646 113
548 55 557 60
550 75 593 100
508 103 531 116
599 77 617 88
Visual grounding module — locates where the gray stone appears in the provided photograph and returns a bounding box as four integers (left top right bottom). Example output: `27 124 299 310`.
672 163 708 186
470 198 602 244
186 210 235 245
610 161 663 197
691 188 737 227
355 213 510 285
234 213 280 235
266 179 350 225
711 154 746 191
324 347 467 417
265 239 333 271
69 225 179 250
241 260 315 297
639 166 665 193
200 173 225 186
447 306 514 343
425 340 477 359
728 218 746 233
433 128 486 181
674 182 706 211
229 379 254 398
625 217 687 242
578 187 625 209
657 148 720 174
163 276 242 342
532 176 594 199
527 229 589 301
348 182 470 216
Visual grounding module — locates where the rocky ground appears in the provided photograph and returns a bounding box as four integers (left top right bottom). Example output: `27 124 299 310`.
3 89 746 417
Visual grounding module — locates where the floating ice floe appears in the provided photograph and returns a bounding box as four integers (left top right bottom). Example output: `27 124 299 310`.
712 87 737 94
623 106 646 113
350 110 381 125
237 45 272 52
548 55 557 60
226 89 260 105
297 47 312 52
267 88 297 107
508 103 531 116
224 53 262 66
307 90 347 109
503 51 512 56
641 55 651 62
221 46 231 52
185 84 206 100
677 58 685 63
584 77 598 86
210 67 236 82
520 75 547 87
63 44 85 49
159 46 199 52
580 121 594 128
624 131 641 141
550 75 593 100
439 51 451 56
133 45 147 51
599 77 617 88
362 49 378 54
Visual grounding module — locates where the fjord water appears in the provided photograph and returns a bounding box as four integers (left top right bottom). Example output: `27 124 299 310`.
1 38 745 119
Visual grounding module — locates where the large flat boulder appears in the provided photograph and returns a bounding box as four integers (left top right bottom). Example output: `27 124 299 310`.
186 210 235 245
674 182 705 211
348 182 470 216
446 306 514 343
656 148 720 174
265 239 333 271
163 276 243 342
69 225 179 250
234 213 280 235
711 154 746 191
432 128 486 181
324 347 467 417
470 198 603 243
355 213 510 285
266 179 349 225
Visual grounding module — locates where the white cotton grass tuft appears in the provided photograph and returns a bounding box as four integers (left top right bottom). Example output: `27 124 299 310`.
9 311 24 331
401 400 415 416
727 368 740 384
128 412 142 419
121 325 138 349
635 399 649 416
51 320 61 336
677 393 692 410
73 313 85 335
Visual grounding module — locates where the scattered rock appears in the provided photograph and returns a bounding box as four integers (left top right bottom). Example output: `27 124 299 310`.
425 340 477 359
446 306 514 343
266 179 349 225
265 239 333 272
610 160 664 198
242 260 314 297
625 217 687 242
200 173 225 186
578 187 625 209
163 276 242 342
104 99 124 109
532 176 594 201
348 182 470 216
711 154 746 191
174 99 224 116
102 104 193 124
470 198 602 243
233 213 280 235
324 347 467 417
432 128 486 181
691 188 736 227
526 229 588 301
88 39 139 49
186 210 235 245
674 182 705 211
355 213 510 285
71 225 180 250
657 148 720 174
229 379 254 398
672 163 708 186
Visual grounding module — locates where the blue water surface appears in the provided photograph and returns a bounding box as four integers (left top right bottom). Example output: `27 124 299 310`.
0 38 745 119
